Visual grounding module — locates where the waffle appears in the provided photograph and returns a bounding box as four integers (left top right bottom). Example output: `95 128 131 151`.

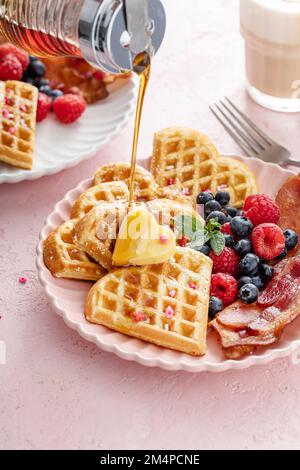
73 199 203 271
43 220 106 281
0 80 38 169
43 57 108 104
151 127 258 207
73 201 128 272
85 247 212 356
70 181 129 219
93 163 157 202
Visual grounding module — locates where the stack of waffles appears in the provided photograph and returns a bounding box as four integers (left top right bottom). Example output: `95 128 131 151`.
44 128 258 356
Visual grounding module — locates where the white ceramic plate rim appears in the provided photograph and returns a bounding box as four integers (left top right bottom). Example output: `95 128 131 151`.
0 76 138 185
36 155 299 373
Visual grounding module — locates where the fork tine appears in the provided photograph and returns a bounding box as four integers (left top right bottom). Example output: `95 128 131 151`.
225 98 273 146
214 103 260 155
209 105 252 157
219 100 265 151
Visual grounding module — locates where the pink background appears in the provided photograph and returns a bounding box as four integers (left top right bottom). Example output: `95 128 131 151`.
1 0 300 450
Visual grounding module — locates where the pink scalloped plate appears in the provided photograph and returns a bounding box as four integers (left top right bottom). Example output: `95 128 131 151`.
36 155 299 372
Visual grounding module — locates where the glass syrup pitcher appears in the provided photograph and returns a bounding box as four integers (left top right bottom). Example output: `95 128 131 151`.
0 0 166 74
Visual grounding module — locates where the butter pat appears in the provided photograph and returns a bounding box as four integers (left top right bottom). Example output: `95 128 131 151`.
112 206 176 267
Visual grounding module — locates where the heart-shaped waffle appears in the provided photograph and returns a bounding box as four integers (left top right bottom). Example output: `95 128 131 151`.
85 247 213 356
70 181 129 219
73 199 203 271
93 163 156 202
151 127 258 207
43 220 106 281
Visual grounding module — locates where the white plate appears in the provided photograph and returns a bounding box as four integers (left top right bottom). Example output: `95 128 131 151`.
36 155 299 373
0 77 137 184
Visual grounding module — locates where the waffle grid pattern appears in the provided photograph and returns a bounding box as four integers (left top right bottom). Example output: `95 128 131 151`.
85 248 213 356
71 181 129 219
0 80 38 169
93 163 157 202
44 220 105 281
151 128 258 207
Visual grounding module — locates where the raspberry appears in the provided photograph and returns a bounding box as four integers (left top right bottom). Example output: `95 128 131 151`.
53 94 87 124
210 273 238 307
36 93 52 123
0 55 23 81
210 247 240 276
243 194 280 226
178 236 189 247
251 223 286 260
221 222 235 238
0 43 29 71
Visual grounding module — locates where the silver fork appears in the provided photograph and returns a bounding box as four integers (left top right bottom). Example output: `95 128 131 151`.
210 98 300 168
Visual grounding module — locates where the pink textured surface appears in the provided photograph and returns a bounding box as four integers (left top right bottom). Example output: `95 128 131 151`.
1 0 300 450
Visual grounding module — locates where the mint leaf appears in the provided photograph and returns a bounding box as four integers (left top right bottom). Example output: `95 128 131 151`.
205 218 222 234
188 230 205 250
210 232 225 256
174 215 203 239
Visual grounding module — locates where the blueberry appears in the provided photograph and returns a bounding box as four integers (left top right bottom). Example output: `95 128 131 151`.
25 59 46 79
224 215 232 223
239 283 259 304
38 85 52 96
215 191 230 206
284 229 299 251
197 245 210 256
277 248 288 260
259 263 274 280
237 253 260 277
209 296 223 320
34 78 50 89
206 211 227 225
204 200 222 215
196 191 214 205
226 207 238 218
48 89 64 100
230 216 253 238
224 234 235 248
29 55 38 63
238 276 252 290
251 275 265 291
234 239 252 257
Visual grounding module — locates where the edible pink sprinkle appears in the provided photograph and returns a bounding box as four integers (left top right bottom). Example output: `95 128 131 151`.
131 310 147 323
3 108 9 118
169 289 177 298
8 127 15 135
160 234 169 244
165 306 175 319
20 104 28 113
5 97 13 106
183 187 190 196
188 282 198 290
168 178 174 186
19 277 27 284
218 184 228 191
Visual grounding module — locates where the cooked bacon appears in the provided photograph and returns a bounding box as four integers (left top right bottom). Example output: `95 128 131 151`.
216 302 262 331
211 254 300 358
276 174 300 255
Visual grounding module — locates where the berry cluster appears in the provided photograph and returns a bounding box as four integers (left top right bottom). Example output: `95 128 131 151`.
196 190 298 318
0 44 87 124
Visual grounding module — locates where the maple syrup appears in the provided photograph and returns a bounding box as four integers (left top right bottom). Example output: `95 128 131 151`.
0 22 81 58
129 52 151 204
